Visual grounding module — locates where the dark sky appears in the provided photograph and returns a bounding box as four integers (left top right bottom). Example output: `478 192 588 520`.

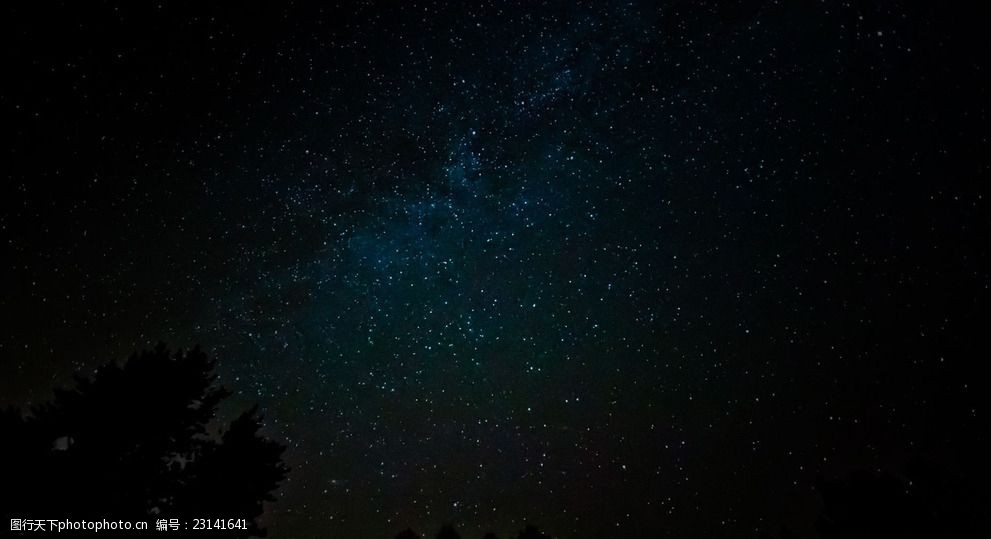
1 1 987 538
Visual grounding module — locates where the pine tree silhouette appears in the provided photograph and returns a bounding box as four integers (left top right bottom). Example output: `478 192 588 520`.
0 345 288 537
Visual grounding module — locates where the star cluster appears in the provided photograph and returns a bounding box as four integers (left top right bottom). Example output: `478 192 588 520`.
2 2 987 538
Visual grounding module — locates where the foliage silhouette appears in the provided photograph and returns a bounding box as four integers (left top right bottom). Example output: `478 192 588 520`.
0 345 288 537
482 533 498 539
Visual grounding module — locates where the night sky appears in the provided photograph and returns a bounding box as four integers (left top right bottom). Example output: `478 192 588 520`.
1 1 988 538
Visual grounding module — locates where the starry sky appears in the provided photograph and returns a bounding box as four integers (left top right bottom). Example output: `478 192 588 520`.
1 1 988 538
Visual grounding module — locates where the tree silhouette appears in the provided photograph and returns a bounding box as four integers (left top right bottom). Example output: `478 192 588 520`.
516 524 551 539
482 533 499 539
0 345 288 537
435 524 461 539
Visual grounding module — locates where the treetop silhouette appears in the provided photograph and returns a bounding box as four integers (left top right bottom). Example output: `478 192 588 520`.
0 345 288 537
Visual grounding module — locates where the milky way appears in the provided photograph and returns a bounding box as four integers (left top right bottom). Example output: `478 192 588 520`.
2 2 987 538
